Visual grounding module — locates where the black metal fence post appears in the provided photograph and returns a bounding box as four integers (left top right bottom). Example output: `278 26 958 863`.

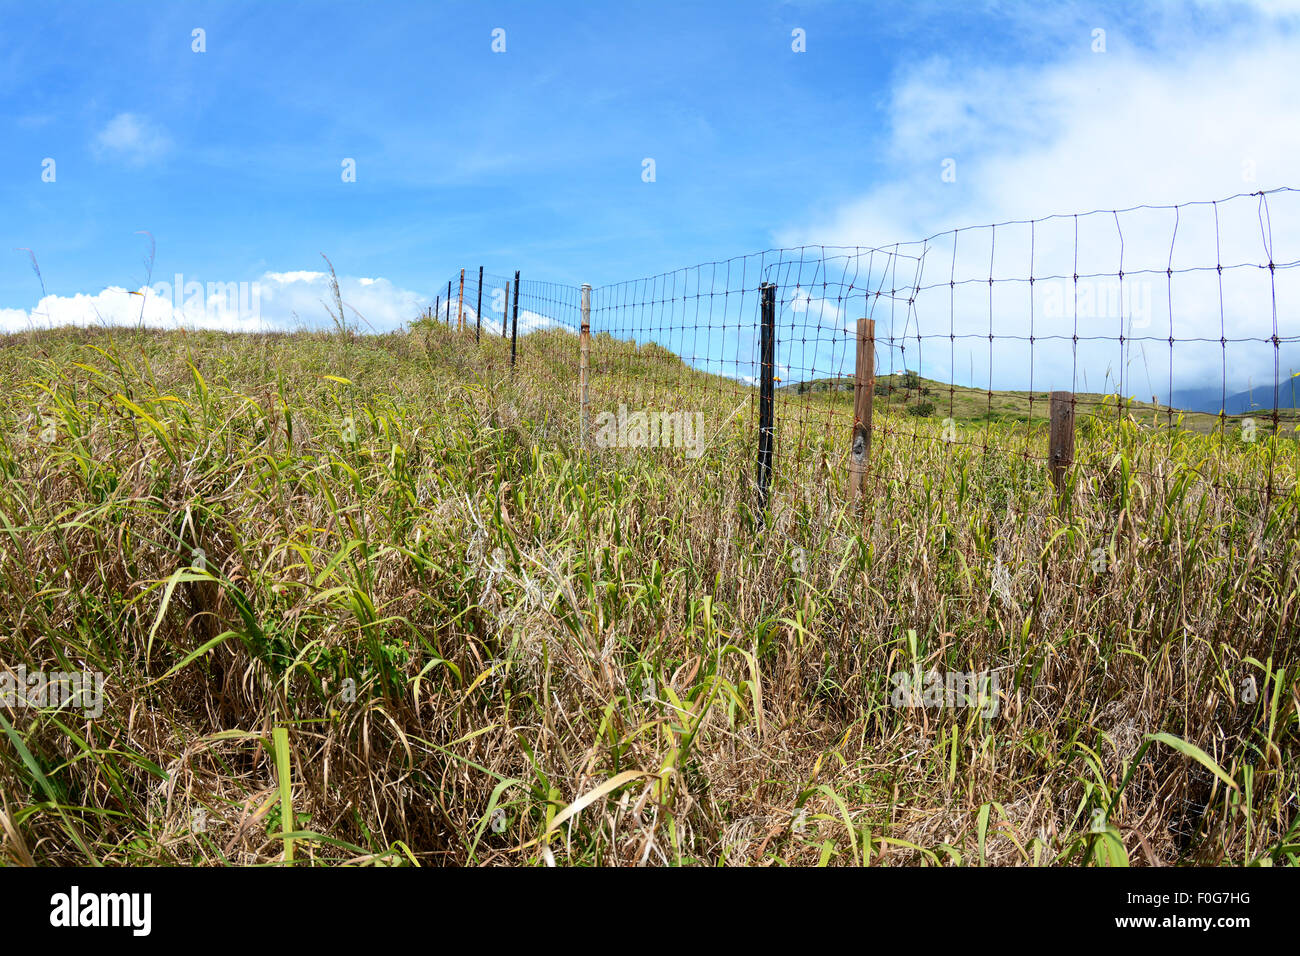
510 269 520 369
756 282 776 520
447 281 452 326
475 265 483 343
434 295 440 326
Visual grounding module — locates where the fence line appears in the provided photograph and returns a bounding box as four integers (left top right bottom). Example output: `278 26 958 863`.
431 187 1300 514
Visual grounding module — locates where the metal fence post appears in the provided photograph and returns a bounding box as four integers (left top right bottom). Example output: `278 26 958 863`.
510 270 520 369
475 265 483 343
580 283 591 446
757 282 776 519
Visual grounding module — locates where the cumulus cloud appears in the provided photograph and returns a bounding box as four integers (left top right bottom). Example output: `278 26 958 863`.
259 272 426 331
775 9 1300 397
781 11 1300 247
1 270 429 334
431 293 569 337
0 269 576 339
94 113 172 165
788 285 843 324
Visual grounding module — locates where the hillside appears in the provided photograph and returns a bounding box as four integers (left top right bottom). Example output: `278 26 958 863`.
0 323 1296 868
788 372 1300 435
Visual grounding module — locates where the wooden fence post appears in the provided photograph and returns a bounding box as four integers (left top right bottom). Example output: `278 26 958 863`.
849 318 875 503
457 269 465 331
510 270 520 369
1050 390 1075 499
580 283 591 446
475 266 483 343
756 282 777 519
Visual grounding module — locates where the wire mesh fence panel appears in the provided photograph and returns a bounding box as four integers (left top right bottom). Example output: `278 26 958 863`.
435 187 1299 528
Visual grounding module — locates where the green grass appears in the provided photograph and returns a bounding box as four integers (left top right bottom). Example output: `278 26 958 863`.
0 321 1296 867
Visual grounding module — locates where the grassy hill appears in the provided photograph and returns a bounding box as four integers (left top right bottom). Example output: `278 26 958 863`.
789 372 1300 435
0 322 1296 867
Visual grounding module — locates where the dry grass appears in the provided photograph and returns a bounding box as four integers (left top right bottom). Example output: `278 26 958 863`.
0 321 1295 866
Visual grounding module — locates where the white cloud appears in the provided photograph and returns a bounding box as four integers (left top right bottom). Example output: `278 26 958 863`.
264 271 325 284
431 294 569 336
4 284 268 334
776 15 1300 395
1 270 573 339
788 285 843 324
260 272 426 331
94 113 171 165
781 33 1300 245
1 271 427 334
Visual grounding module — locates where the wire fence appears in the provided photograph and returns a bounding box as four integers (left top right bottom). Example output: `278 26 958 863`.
431 187 1300 516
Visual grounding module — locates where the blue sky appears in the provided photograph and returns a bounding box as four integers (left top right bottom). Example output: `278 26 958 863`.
2 0 1298 395
3 0 914 305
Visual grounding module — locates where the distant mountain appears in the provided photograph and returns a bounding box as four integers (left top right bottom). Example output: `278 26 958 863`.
1170 373 1300 416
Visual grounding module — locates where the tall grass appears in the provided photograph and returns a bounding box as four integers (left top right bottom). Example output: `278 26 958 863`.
0 322 1295 866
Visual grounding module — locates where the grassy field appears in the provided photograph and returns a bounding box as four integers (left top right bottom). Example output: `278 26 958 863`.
0 321 1296 866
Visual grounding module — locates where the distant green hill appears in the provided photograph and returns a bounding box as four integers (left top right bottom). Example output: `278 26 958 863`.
785 372 1300 435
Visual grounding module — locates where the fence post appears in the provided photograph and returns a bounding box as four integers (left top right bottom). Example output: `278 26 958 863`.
434 294 440 326
502 280 509 338
446 281 452 326
457 269 465 331
849 318 875 504
1050 390 1075 500
510 270 520 369
475 266 483 343
580 283 591 446
756 282 777 519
